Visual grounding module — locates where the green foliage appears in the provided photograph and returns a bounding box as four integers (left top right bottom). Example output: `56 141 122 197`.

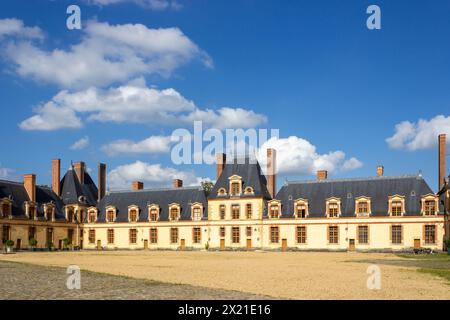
5 240 14 248
45 241 54 249
201 181 214 195
29 238 38 247
62 238 71 248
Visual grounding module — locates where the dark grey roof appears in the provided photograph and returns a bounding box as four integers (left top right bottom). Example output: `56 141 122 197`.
275 175 438 218
60 169 98 206
0 180 65 220
209 157 272 200
96 187 207 222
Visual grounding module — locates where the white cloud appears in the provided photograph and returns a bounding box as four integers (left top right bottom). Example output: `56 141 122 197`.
107 160 205 190
3 19 211 89
386 115 450 150
0 165 14 180
19 80 267 130
102 135 172 156
257 136 363 176
86 0 182 10
70 136 90 150
0 18 43 39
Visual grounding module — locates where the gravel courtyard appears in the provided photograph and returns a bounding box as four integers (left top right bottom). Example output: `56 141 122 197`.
1 251 449 300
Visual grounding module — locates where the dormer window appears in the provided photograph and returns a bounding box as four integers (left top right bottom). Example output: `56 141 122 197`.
44 203 55 221
88 208 97 223
229 175 242 196
244 187 254 195
355 196 371 217
106 206 116 222
148 204 159 222
389 195 405 217
1 200 12 218
294 199 308 218
26 202 37 220
169 204 180 221
191 203 203 221
326 198 341 218
421 194 438 216
268 200 281 219
218 188 227 196
128 206 139 222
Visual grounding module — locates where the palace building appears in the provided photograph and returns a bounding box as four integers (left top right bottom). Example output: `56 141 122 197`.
1 135 449 252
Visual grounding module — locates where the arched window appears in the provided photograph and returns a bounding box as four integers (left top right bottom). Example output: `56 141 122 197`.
218 188 227 196
148 205 159 222
106 206 116 222
88 209 97 223
129 208 138 222
244 187 254 195
169 204 180 221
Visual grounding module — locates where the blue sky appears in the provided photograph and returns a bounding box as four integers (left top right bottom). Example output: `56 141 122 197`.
0 0 449 192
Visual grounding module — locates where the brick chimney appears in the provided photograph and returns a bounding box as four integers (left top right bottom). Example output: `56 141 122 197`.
24 174 36 202
52 159 61 196
317 170 328 181
377 165 384 177
439 134 446 189
267 148 277 199
98 163 106 201
173 179 183 188
132 181 144 191
216 153 226 179
73 161 85 185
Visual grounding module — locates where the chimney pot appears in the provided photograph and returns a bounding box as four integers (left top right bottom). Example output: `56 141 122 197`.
267 148 277 198
216 153 226 179
173 179 183 188
377 165 384 177
317 170 328 181
52 159 61 196
98 163 106 201
24 174 36 202
439 134 446 189
132 181 144 191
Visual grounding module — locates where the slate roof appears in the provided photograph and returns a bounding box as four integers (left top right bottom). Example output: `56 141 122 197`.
209 156 272 200
96 187 207 222
0 180 65 220
60 169 98 206
274 175 439 218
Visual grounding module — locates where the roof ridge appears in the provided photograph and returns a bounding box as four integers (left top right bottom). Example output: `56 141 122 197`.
0 179 23 185
286 174 422 185
108 186 203 194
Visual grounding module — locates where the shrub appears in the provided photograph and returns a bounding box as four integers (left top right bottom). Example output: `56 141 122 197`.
5 240 14 248
29 238 38 248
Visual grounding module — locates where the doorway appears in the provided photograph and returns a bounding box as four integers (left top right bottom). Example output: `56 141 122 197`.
16 239 21 250
220 239 225 250
180 239 186 250
281 239 287 251
97 240 101 250
414 238 421 248
246 239 252 250
349 239 355 251
144 240 148 249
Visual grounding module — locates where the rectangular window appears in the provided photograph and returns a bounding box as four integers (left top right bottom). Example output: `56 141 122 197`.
231 182 240 196
107 229 114 244
68 229 74 243
170 228 179 244
170 207 179 221
269 205 279 219
88 229 95 244
232 227 240 243
2 225 10 243
357 202 369 214
89 211 96 223
328 226 339 244
150 228 158 244
296 204 306 218
46 228 53 244
220 227 225 238
246 204 252 219
129 229 137 244
129 209 138 222
150 208 158 221
107 210 115 222
28 226 36 240
328 203 339 217
391 225 402 244
424 201 436 215
231 205 240 219
193 227 201 244
193 207 202 221
358 225 368 244
296 226 306 244
391 201 402 216
270 226 279 243
424 225 436 244
219 205 226 220
2 203 10 216
246 226 252 237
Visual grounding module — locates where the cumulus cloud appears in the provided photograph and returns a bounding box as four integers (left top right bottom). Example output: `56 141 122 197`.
0 165 14 180
386 115 450 150
0 18 43 39
257 136 363 176
86 0 182 10
70 136 90 150
107 160 205 190
2 19 211 89
19 80 266 130
102 135 173 156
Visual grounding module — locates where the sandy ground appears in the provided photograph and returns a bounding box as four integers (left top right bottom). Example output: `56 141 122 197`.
1 251 448 299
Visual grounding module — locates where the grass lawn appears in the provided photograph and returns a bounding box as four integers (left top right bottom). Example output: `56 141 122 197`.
396 253 450 284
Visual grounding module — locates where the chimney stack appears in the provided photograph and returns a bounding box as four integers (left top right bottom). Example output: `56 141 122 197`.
377 165 384 177
216 153 226 179
24 174 36 202
98 163 106 201
73 161 85 184
439 134 446 189
267 148 277 199
173 179 183 188
52 159 61 196
132 181 144 191
317 170 328 181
